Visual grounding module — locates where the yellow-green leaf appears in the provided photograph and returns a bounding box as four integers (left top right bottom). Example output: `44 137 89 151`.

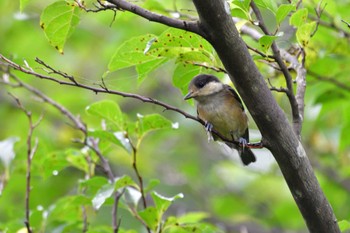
290 8 308 27
296 21 316 47
40 1 80 53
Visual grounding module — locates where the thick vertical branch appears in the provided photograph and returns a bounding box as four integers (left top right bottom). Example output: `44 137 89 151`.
192 0 339 232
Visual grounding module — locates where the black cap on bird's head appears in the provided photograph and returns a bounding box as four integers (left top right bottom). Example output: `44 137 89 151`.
184 74 223 100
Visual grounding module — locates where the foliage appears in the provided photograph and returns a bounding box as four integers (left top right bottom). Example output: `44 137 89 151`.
0 0 350 232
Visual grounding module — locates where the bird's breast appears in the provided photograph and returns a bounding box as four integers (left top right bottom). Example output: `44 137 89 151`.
197 94 247 140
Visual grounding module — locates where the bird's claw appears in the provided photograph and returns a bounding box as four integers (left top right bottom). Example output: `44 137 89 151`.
204 122 214 141
205 121 213 132
239 137 248 149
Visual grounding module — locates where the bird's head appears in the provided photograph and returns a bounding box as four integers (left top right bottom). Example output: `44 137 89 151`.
184 74 224 100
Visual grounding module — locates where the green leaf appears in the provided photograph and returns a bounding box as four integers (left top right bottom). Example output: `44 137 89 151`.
173 63 203 95
41 151 70 178
259 35 278 53
79 176 109 195
152 191 184 214
338 220 350 231
66 149 89 173
230 0 251 20
115 175 137 190
150 28 214 63
108 28 215 81
88 130 132 153
136 113 174 138
92 182 115 210
276 4 296 25
136 57 168 84
48 195 90 222
340 102 350 151
144 179 160 193
254 0 278 14
40 1 80 53
290 8 308 27
177 212 210 224
124 187 142 208
138 206 159 230
107 34 163 72
296 21 316 46
86 100 124 130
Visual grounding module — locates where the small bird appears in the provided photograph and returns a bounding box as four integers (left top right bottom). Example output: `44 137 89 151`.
184 74 256 165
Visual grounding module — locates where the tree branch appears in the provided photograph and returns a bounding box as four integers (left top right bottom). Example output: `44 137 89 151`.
112 190 124 233
250 1 303 136
192 0 339 232
9 94 42 233
0 54 263 149
105 0 202 36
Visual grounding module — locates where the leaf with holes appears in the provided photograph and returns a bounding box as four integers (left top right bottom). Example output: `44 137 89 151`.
296 22 316 47
40 1 80 53
107 28 216 82
259 35 278 53
173 63 203 95
108 34 161 72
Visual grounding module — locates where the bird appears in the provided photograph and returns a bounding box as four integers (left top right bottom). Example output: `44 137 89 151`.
184 74 256 165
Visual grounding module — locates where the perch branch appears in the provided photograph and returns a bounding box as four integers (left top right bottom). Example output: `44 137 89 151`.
0 54 263 149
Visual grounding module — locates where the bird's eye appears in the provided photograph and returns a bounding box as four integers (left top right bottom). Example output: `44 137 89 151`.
197 81 205 88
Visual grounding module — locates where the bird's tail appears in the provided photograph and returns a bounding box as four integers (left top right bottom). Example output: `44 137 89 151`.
225 142 256 165
238 147 256 165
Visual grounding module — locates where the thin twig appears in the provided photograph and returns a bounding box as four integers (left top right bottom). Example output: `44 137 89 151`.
184 61 227 73
310 1 327 37
250 1 302 136
341 19 350 28
308 14 350 38
130 142 147 209
75 0 118 27
268 78 289 93
0 54 263 149
112 190 125 233
3 69 120 231
9 94 43 233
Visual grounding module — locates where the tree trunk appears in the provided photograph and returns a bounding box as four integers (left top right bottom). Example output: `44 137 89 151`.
192 0 340 232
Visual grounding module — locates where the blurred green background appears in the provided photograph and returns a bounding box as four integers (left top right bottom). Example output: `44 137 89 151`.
1 0 350 232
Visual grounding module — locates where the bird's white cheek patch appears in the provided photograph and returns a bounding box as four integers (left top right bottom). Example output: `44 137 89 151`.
297 141 306 158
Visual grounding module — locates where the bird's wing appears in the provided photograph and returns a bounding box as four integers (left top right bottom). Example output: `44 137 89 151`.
224 85 244 111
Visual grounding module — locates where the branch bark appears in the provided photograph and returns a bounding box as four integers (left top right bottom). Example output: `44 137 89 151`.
192 0 339 232
106 0 201 35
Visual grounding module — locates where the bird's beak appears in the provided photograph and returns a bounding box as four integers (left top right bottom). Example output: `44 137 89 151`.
184 91 194 100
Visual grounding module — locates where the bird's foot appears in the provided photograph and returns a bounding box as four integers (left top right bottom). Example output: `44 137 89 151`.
239 137 248 149
204 121 213 132
204 122 214 141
